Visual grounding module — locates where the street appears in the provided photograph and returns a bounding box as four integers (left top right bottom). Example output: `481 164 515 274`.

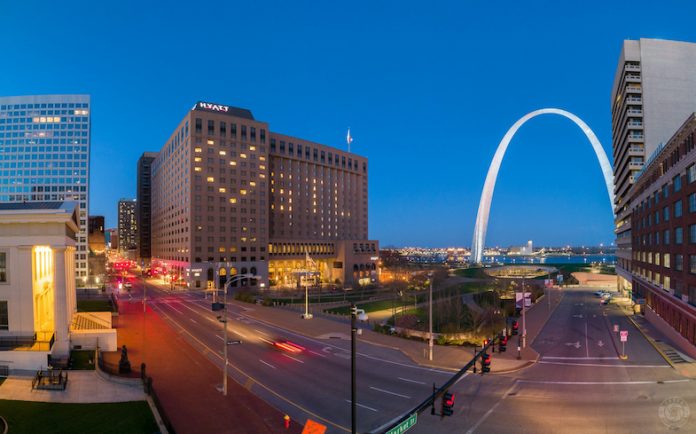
119 279 695 433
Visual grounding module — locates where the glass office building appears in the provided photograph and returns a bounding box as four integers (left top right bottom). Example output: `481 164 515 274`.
0 95 91 281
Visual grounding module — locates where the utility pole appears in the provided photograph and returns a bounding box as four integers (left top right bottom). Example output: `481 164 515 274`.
522 277 527 349
428 273 433 361
351 304 357 434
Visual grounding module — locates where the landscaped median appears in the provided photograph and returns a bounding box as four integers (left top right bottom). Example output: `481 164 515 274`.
0 400 158 434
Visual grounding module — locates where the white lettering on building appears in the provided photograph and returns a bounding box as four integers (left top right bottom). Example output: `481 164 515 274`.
198 102 229 113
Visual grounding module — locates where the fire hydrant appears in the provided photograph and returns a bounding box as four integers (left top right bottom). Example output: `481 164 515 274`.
284 414 290 429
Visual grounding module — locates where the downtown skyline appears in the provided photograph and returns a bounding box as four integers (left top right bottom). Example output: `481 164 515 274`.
3 1 696 247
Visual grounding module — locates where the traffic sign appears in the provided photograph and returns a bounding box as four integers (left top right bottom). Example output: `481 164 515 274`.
620 330 628 342
301 419 327 434
613 324 619 333
386 413 417 434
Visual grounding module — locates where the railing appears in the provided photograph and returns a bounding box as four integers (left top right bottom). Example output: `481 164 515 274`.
0 335 35 350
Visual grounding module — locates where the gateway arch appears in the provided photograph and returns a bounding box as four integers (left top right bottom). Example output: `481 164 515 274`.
470 108 614 264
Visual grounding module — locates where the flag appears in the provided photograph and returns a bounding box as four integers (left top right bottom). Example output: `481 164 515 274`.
305 250 317 269
346 128 353 146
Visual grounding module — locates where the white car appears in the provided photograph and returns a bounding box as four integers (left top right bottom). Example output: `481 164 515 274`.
594 290 609 297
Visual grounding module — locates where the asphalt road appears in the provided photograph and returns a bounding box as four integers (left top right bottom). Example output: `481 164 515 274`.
119 279 696 433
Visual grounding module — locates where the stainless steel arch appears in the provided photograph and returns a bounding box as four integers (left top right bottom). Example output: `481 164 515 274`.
470 108 614 264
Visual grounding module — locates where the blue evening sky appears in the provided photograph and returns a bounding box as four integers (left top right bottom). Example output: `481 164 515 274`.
1 1 693 248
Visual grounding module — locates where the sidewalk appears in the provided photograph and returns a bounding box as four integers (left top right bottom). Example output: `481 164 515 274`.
0 371 146 403
235 288 564 374
110 298 302 434
615 297 696 379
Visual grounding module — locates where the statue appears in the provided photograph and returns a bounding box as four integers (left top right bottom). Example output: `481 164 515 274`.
118 344 131 374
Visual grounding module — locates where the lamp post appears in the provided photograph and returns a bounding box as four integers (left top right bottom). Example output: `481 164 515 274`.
428 273 433 361
521 276 527 349
219 273 256 396
351 304 357 434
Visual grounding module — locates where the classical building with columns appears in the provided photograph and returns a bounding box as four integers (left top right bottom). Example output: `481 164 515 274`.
0 202 115 372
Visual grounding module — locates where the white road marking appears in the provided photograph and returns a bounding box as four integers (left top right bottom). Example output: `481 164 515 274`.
259 359 277 369
166 304 184 314
254 328 269 336
572 314 583 318
309 350 328 358
398 377 426 385
216 335 224 341
466 382 517 434
538 361 671 368
259 337 274 345
518 379 691 385
369 386 410 399
190 318 197 324
564 341 581 348
543 356 618 360
585 321 590 358
231 329 247 338
281 353 305 364
345 399 378 412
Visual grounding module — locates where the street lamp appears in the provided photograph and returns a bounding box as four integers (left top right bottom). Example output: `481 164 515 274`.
217 273 257 396
428 273 433 362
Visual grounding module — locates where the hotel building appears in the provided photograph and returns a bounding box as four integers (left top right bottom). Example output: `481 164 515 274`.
150 101 378 289
628 113 696 358
612 39 696 296
0 95 91 282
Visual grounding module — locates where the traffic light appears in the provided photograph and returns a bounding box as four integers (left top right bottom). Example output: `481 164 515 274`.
511 320 519 335
499 335 508 352
441 391 455 417
482 353 492 373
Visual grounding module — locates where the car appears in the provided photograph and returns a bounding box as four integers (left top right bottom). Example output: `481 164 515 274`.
594 290 610 297
355 309 368 322
123 282 133 289
601 292 612 300
600 298 610 305
272 340 306 354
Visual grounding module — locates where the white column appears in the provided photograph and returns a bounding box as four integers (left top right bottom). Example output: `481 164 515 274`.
51 246 72 357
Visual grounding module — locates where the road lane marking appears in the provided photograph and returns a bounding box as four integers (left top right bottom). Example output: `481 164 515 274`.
585 321 590 358
398 377 426 385
466 382 517 434
259 359 277 369
150 303 350 432
345 399 378 412
543 356 618 360
166 304 184 314
216 335 224 341
254 328 269 336
231 329 247 338
369 386 410 399
282 353 305 364
309 350 328 358
538 361 671 368
190 318 197 324
517 379 691 385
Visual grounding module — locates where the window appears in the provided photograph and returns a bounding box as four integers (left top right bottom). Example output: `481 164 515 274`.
689 165 696 183
690 255 696 274
662 185 668 199
674 175 682 192
195 118 202 133
208 120 214 135
0 252 5 282
690 225 696 244
664 253 670 268
664 206 670 222
676 227 684 244
0 301 6 330
241 125 247 140
675 200 683 218
664 229 670 244
690 193 696 213
676 254 684 271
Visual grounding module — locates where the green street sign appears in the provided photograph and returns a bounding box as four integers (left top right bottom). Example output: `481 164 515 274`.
386 413 417 434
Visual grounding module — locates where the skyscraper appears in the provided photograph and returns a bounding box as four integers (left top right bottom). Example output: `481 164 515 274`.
137 152 157 264
118 199 137 255
612 39 696 294
0 94 91 281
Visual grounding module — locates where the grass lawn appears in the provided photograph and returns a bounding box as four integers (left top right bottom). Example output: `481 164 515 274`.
327 298 412 315
0 400 158 434
76 299 113 312
69 350 95 370
453 268 488 278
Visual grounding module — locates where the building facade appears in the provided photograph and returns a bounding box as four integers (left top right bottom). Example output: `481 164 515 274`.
137 152 157 264
612 39 696 295
0 95 91 282
150 101 378 289
117 199 137 255
629 113 696 357
88 215 106 282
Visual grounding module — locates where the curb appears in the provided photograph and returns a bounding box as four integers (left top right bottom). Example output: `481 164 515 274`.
623 311 677 369
145 395 170 434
